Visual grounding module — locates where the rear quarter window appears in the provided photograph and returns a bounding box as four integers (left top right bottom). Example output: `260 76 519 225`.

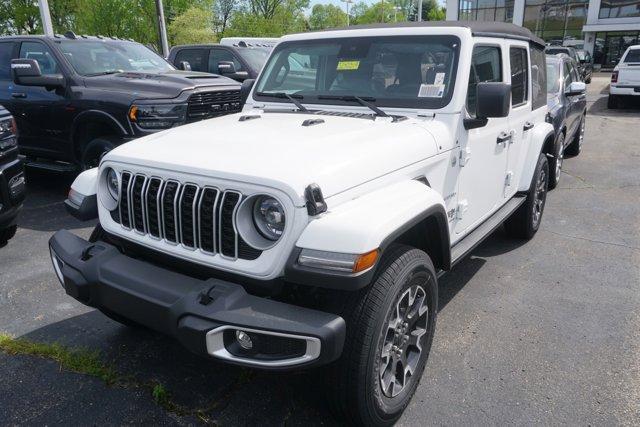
623 49 640 63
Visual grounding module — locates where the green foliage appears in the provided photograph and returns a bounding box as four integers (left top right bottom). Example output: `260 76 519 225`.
168 6 216 45
309 4 347 30
223 0 308 37
351 1 407 25
409 0 446 22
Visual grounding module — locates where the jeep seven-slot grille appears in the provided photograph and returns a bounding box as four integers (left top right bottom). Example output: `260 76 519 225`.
116 172 261 260
187 90 241 123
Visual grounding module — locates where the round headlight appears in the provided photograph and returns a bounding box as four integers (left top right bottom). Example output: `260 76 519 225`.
253 196 285 241
106 168 119 201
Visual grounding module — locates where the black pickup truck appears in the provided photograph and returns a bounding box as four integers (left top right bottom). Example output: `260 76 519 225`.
0 33 241 171
0 105 25 245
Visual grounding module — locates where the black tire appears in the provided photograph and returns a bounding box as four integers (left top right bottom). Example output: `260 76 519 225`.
326 244 438 426
565 114 585 157
0 224 17 245
547 132 564 190
585 76 591 84
80 138 115 170
504 153 549 240
607 94 619 109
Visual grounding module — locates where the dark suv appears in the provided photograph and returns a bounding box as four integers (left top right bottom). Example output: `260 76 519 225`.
0 33 241 170
545 46 592 83
0 105 25 246
168 43 270 82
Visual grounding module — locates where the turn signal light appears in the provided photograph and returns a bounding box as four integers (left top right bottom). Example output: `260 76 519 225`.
128 105 138 121
353 249 379 273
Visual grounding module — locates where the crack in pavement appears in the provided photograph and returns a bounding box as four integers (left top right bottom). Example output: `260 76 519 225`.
543 229 640 251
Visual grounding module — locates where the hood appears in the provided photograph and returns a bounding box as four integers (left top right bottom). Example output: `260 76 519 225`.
105 112 440 206
84 70 240 100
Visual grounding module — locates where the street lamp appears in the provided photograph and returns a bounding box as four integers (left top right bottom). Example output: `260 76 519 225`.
341 0 354 26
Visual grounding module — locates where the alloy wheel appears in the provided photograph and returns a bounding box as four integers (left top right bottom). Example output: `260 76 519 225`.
532 167 547 227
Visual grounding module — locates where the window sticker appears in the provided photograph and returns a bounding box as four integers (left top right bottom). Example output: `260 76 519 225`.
434 72 446 86
418 84 445 98
337 60 360 71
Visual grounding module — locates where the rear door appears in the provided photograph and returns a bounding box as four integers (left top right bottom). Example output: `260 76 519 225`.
208 47 249 80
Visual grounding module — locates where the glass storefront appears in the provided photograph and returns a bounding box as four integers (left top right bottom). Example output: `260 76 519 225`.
458 0 515 22
523 0 589 45
593 31 640 67
599 0 640 18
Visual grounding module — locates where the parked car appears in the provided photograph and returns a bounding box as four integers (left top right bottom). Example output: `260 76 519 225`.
168 43 271 82
51 22 555 425
0 105 25 246
575 49 594 83
545 54 587 188
608 44 640 109
0 32 241 171
545 46 591 83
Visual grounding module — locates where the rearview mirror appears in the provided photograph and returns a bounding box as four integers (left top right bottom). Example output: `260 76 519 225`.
11 58 65 88
177 61 191 71
565 81 586 96
240 78 255 106
464 82 511 130
217 61 236 75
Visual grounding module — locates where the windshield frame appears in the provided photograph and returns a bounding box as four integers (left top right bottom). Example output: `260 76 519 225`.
252 35 461 110
55 39 175 77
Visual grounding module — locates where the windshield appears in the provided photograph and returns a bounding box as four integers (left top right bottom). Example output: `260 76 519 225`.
546 48 568 56
57 40 174 76
546 61 560 94
254 36 460 109
624 49 640 63
237 47 270 70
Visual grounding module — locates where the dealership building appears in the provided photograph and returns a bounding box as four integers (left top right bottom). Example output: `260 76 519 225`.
445 0 640 69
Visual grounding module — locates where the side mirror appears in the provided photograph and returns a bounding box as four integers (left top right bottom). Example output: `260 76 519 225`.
464 82 511 130
565 81 586 96
240 78 255 106
217 61 236 75
177 61 191 71
11 58 65 88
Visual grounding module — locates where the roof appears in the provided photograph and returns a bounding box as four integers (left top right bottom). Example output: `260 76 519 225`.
320 21 545 47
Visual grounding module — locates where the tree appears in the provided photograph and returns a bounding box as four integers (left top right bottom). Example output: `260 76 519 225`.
308 4 347 30
214 0 237 34
351 1 406 25
168 6 216 45
409 0 445 21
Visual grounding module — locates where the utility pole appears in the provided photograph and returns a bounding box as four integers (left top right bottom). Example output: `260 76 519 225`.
341 0 353 26
155 0 170 58
417 0 423 22
38 0 54 36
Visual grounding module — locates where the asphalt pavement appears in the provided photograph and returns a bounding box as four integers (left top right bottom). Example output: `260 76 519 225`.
0 74 638 425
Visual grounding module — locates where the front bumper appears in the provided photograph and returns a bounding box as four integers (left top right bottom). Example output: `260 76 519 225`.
610 85 640 96
48 230 345 370
0 155 25 229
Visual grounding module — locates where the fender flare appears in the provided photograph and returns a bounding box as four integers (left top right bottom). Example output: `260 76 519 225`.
71 110 129 152
518 122 555 192
65 168 98 221
286 180 451 290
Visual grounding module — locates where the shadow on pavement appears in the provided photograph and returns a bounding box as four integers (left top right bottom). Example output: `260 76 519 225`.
18 168 94 232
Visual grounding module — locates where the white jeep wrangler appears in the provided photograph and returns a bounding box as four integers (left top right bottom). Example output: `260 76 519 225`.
51 22 554 425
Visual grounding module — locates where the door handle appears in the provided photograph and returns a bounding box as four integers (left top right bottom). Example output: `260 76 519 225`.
497 131 512 146
11 92 26 98
523 121 534 131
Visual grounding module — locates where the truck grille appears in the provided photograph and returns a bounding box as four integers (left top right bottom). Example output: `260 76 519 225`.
117 172 261 260
187 90 241 123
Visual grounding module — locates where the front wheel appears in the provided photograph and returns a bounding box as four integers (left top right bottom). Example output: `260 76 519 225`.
326 245 438 426
0 224 17 246
80 138 116 170
547 132 564 190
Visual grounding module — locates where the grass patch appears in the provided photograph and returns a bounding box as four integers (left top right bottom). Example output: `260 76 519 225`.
0 333 118 384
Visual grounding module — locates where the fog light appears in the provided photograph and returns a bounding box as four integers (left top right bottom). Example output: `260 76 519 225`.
235 330 253 350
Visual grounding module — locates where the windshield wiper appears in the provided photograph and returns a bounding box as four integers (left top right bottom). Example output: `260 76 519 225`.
85 70 123 77
255 91 308 112
317 95 389 118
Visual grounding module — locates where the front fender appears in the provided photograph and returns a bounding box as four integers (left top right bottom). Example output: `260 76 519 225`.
518 122 554 192
65 168 98 221
296 180 447 255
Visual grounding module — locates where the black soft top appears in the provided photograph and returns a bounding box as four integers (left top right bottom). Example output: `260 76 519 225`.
321 21 545 48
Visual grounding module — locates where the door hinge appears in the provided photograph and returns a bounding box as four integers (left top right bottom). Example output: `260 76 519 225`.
456 199 468 219
459 147 471 167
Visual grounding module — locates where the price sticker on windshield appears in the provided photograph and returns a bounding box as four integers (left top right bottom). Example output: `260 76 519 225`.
337 60 360 71
418 84 445 98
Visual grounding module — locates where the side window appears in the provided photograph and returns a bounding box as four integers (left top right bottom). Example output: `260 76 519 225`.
209 49 242 74
466 45 502 117
174 48 207 72
0 42 15 79
570 63 581 82
563 61 573 90
530 45 547 110
509 47 528 106
19 42 59 75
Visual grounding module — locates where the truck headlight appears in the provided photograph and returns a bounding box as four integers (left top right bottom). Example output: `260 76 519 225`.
106 168 119 201
253 196 285 241
128 103 187 129
0 116 18 150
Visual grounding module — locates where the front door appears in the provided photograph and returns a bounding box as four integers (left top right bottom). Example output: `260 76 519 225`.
455 42 510 236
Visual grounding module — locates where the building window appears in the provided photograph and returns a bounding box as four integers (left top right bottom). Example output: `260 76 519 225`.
458 0 514 22
523 0 588 45
599 0 640 19
593 31 640 68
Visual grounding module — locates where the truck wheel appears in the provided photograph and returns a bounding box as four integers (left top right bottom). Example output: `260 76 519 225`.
0 225 17 246
565 115 585 156
81 138 115 170
547 132 564 190
326 245 438 426
504 153 548 240
607 95 619 109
